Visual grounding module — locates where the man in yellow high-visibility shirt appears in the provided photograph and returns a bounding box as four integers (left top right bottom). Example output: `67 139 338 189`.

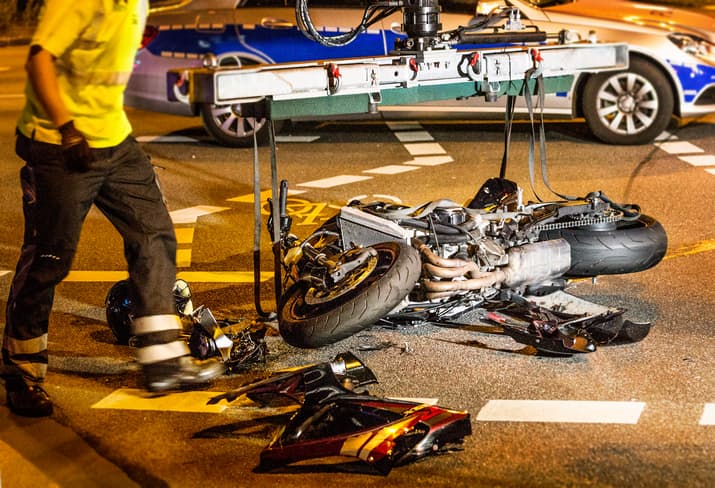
2 0 224 418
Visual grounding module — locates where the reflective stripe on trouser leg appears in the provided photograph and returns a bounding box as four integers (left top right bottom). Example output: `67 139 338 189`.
1 333 48 381
132 314 189 365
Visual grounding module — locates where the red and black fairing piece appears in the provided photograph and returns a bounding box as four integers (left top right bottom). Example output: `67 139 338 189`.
257 395 471 475
208 352 471 474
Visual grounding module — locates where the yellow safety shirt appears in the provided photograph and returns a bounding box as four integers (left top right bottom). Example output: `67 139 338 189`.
17 0 148 148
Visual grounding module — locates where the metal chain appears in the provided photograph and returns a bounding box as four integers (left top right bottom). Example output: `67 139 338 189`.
531 213 622 232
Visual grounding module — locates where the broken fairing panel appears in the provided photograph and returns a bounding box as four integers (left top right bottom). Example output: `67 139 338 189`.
258 395 471 475
208 351 377 407
206 352 471 473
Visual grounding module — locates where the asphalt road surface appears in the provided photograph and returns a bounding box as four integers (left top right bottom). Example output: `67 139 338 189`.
1 44 714 487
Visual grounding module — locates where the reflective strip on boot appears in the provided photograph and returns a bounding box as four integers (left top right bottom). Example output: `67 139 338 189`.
132 314 182 335
135 341 190 365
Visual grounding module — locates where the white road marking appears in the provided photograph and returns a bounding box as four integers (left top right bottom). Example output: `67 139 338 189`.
137 134 320 144
409 155 454 166
654 130 676 141
678 154 715 166
652 131 715 175
169 205 228 224
700 404 715 425
0 270 11 278
136 135 199 143
403 142 447 156
393 130 434 142
297 174 372 188
364 165 420 175
654 141 704 154
228 188 306 203
275 135 320 143
385 121 423 131
476 399 645 424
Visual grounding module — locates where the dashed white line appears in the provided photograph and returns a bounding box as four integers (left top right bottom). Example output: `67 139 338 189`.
393 130 434 142
385 121 423 130
409 155 454 166
654 141 704 154
700 403 715 425
678 154 715 166
170 206 229 224
364 165 420 175
653 130 714 175
476 399 646 424
275 135 320 143
403 142 447 156
136 135 198 143
297 174 373 188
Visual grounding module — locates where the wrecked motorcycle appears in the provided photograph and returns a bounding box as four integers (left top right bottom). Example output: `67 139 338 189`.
271 177 667 355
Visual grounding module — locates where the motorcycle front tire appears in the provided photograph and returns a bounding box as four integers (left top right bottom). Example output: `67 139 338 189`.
541 214 667 277
279 241 421 348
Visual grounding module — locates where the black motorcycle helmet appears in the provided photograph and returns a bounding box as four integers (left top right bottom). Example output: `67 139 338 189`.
105 279 135 345
105 279 194 345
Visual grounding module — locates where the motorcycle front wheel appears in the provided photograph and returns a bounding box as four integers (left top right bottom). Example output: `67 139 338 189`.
279 241 421 348
541 214 667 277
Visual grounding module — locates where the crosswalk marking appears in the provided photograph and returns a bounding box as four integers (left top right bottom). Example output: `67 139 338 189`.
385 121 423 130
409 155 454 166
476 399 645 424
227 188 306 204
393 130 434 142
136 135 198 143
137 135 320 144
700 404 715 425
275 135 320 143
654 141 704 154
297 174 372 188
653 131 714 175
678 154 715 166
403 142 447 156
364 165 420 175
170 206 228 224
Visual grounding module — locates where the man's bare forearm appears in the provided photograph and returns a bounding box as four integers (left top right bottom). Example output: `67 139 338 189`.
25 45 72 128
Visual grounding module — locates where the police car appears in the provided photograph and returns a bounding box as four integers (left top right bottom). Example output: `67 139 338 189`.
127 0 715 146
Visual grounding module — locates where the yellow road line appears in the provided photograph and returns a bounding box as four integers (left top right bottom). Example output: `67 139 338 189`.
664 239 715 260
91 388 228 413
60 271 273 283
92 388 299 415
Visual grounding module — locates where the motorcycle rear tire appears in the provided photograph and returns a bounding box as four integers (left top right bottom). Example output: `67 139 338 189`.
279 241 421 348
541 214 667 277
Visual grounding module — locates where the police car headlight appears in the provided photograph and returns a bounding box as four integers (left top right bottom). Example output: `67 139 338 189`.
668 33 715 64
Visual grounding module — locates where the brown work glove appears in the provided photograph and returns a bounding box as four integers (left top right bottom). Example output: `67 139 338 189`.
58 120 94 172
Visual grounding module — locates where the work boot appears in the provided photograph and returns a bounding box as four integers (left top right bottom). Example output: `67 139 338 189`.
5 377 53 417
143 356 225 393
